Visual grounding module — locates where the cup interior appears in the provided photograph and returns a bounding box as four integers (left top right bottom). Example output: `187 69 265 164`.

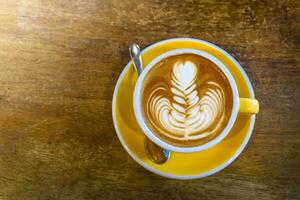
133 49 239 153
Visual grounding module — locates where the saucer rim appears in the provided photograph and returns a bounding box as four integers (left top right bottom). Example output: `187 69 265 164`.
112 38 256 180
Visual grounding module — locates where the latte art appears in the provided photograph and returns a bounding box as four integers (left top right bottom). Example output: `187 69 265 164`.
141 54 233 147
148 61 225 140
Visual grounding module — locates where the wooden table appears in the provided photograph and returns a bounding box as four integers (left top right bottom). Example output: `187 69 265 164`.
0 0 299 199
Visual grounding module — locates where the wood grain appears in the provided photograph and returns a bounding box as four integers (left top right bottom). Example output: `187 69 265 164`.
0 0 299 199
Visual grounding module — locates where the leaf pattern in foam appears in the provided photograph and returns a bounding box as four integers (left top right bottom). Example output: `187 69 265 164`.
147 60 225 141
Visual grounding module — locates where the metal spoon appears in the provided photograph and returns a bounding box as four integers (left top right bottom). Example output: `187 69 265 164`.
129 43 171 164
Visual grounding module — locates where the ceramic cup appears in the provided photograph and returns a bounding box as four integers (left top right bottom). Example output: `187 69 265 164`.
133 49 259 153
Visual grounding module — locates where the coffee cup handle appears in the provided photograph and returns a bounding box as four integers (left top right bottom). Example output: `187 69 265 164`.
239 98 259 114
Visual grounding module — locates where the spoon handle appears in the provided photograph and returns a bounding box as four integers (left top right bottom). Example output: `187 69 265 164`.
129 44 143 76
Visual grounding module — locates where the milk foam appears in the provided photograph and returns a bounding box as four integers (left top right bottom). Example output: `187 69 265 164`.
147 60 225 141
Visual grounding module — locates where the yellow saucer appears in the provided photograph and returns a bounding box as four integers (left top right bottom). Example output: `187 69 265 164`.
112 38 256 179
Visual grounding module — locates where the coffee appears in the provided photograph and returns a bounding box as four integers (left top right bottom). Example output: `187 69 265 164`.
140 54 233 147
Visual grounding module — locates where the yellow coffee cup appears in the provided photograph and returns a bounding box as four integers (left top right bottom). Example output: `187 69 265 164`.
133 49 259 153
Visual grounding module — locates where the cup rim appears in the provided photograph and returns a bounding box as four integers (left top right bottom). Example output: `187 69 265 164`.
133 48 239 153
